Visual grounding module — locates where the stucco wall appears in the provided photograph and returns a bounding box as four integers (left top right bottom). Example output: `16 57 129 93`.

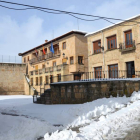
0 63 26 95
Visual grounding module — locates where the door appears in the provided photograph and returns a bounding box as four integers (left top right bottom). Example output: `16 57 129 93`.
125 30 132 48
126 61 135 78
109 64 118 78
50 75 53 83
74 73 81 80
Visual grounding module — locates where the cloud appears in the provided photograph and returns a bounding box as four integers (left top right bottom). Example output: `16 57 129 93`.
1 0 140 57
93 0 140 20
0 15 81 56
0 15 49 56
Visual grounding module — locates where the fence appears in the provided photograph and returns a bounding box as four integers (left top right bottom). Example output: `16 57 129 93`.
31 70 140 87
49 70 140 83
0 55 22 63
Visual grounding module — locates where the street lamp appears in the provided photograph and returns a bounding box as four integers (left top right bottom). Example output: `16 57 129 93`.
62 53 65 58
98 41 104 50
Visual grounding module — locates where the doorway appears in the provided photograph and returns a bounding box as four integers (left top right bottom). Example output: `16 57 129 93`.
74 73 81 80
126 61 135 78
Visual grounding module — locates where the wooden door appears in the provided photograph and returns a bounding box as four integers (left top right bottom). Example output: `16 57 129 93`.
125 30 132 48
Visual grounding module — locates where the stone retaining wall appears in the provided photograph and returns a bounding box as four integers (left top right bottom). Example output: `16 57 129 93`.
50 80 140 104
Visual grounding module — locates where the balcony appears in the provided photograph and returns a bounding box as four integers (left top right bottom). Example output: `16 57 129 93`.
93 49 101 54
29 50 61 65
30 64 68 76
119 40 135 53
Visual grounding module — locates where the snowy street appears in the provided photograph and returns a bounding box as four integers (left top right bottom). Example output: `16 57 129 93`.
1 92 140 140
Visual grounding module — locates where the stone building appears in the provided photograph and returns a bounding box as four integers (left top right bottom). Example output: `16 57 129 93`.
19 30 88 94
86 15 140 79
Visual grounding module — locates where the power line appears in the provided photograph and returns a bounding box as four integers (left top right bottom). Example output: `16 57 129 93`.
0 0 140 24
103 18 137 26
0 4 102 22
0 4 139 26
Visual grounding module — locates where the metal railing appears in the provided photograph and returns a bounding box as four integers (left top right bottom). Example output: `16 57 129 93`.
119 40 135 51
30 70 140 87
29 50 61 64
0 55 22 63
94 49 101 54
30 64 68 76
50 70 140 83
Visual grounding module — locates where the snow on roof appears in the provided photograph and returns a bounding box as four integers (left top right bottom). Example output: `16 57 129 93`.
72 30 87 34
85 14 140 37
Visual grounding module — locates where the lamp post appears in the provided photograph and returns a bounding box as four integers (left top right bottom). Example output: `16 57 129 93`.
62 53 65 58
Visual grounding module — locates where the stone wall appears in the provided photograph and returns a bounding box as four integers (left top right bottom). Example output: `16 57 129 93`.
50 80 140 104
0 63 26 95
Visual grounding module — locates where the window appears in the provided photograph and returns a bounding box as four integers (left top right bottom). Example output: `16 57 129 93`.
31 78 33 86
62 42 66 49
50 75 53 83
40 76 42 85
62 58 67 65
45 76 49 85
42 64 45 69
95 67 102 78
57 74 61 82
93 40 101 54
27 56 29 61
125 30 132 48
78 56 83 64
70 56 74 64
53 61 56 67
107 35 117 50
108 64 118 78
24 57 26 63
36 77 38 85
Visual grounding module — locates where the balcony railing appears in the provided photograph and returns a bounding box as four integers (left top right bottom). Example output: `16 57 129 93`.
29 50 61 64
119 40 135 52
30 64 68 76
94 49 101 54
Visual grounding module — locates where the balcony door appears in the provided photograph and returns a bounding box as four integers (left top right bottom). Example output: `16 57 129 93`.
125 30 132 48
95 67 102 78
74 73 81 80
126 61 135 78
109 64 118 78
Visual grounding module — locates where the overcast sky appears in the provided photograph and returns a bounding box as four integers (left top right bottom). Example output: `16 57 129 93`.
0 0 140 56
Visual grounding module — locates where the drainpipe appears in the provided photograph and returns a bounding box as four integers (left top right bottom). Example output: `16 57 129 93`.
101 31 105 78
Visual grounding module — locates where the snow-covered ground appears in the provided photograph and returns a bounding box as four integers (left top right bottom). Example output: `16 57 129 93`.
1 92 140 140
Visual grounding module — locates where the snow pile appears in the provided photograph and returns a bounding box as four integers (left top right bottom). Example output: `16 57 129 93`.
44 91 140 140
44 130 77 140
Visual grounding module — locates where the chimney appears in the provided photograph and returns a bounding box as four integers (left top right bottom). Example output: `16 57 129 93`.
45 40 48 43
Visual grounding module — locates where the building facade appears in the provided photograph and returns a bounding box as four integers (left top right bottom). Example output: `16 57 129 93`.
19 31 88 94
87 15 140 79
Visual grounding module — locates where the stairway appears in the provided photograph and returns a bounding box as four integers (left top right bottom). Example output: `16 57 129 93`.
33 88 51 105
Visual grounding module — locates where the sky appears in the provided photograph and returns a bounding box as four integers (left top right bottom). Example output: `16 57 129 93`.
0 0 140 57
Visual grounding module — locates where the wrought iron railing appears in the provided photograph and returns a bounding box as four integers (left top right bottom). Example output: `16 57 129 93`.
30 70 140 87
94 49 101 54
30 64 68 76
119 40 135 51
29 50 61 64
